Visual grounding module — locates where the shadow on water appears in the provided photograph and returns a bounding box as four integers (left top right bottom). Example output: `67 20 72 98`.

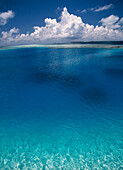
104 68 123 79
110 55 123 60
28 67 108 108
27 69 82 90
79 87 108 107
59 75 82 89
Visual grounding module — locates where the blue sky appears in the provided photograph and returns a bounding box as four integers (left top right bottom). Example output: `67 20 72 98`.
0 0 123 45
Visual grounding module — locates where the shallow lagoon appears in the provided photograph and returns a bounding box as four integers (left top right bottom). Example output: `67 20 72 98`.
0 47 123 169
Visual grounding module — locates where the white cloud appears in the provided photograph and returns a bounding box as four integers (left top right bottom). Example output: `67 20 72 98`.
81 9 87 13
118 17 123 24
0 10 14 25
0 7 123 45
95 4 113 12
99 15 119 28
110 17 123 29
1 27 19 38
30 7 84 41
79 4 113 14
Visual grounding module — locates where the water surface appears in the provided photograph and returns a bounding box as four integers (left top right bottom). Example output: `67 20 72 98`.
0 47 123 169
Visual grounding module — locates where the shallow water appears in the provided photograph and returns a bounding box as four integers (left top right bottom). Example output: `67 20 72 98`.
0 47 123 169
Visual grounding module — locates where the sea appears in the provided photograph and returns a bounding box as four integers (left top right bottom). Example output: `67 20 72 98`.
0 45 123 169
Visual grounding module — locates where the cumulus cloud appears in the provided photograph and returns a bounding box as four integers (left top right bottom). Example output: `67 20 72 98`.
99 15 119 28
0 10 14 25
1 27 19 40
118 17 123 25
0 7 123 45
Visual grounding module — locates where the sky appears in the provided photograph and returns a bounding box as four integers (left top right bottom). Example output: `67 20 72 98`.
0 0 123 45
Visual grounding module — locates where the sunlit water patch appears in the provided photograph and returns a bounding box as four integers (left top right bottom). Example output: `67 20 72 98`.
0 47 123 169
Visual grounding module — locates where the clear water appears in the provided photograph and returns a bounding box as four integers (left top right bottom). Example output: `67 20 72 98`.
0 47 123 169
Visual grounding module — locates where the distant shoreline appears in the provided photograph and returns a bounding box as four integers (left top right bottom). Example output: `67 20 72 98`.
0 43 123 51
70 41 123 45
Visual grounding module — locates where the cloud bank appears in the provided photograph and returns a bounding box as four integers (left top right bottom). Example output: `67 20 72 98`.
0 10 14 25
0 7 123 46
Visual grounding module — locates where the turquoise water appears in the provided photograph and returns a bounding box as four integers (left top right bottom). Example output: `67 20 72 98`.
0 47 123 169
